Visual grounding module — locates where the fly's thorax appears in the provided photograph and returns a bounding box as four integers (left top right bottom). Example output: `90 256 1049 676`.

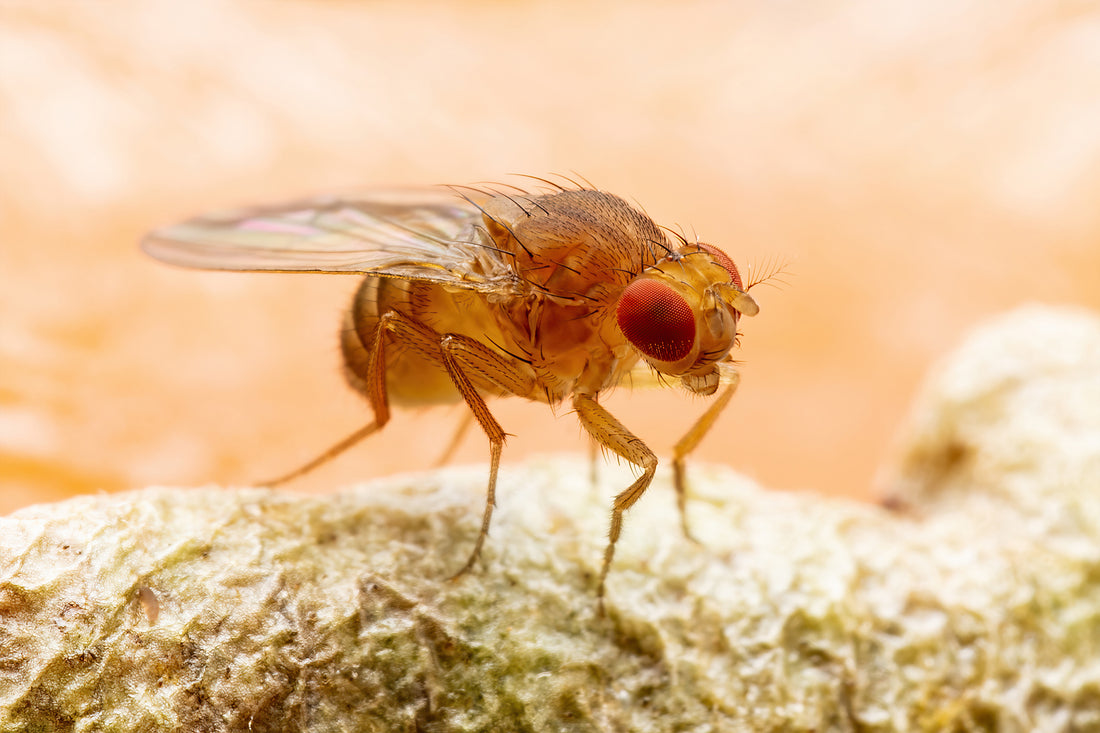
479 189 669 302
517 297 632 400
613 244 758 392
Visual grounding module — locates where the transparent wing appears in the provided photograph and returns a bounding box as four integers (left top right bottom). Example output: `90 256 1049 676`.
141 188 519 293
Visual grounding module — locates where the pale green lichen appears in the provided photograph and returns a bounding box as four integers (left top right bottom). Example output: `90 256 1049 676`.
2 305 1100 731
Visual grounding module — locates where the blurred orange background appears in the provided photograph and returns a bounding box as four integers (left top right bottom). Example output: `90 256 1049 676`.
3 1 1099 514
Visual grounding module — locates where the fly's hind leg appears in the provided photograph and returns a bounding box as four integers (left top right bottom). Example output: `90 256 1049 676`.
259 309 440 487
260 422 384 487
671 369 741 540
438 333 535 579
573 392 658 613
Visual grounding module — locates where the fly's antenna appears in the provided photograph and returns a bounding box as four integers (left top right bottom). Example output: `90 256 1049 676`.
744 254 793 291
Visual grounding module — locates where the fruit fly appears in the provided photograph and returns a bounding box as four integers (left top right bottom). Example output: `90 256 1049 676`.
142 180 760 607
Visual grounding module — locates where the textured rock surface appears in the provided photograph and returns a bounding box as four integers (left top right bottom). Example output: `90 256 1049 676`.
2 305 1100 731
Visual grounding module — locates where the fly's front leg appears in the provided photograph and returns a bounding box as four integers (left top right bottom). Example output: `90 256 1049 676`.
573 392 658 611
671 369 741 540
438 333 535 579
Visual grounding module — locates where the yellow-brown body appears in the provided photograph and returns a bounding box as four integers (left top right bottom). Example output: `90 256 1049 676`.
142 184 760 610
342 191 659 407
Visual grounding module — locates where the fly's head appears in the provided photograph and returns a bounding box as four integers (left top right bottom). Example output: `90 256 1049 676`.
615 243 759 395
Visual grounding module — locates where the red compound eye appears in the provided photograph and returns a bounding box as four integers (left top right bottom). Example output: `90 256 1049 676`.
698 243 743 289
616 279 695 362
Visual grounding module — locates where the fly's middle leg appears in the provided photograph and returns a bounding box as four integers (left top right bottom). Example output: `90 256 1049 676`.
438 333 535 579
